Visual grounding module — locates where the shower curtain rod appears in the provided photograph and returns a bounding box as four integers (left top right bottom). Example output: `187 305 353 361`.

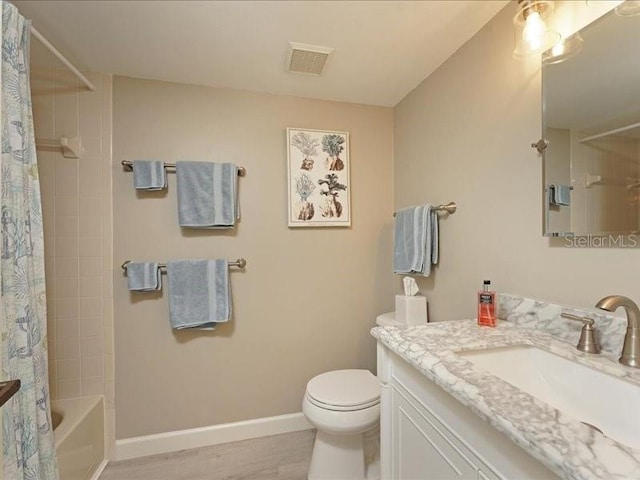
30 26 96 92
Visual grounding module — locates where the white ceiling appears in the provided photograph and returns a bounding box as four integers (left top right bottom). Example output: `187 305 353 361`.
14 0 509 107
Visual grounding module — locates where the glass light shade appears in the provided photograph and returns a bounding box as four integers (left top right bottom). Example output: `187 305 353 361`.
513 0 561 59
615 0 640 17
541 32 584 65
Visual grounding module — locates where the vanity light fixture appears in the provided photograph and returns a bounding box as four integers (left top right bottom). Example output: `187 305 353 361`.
541 32 584 65
513 0 561 59
615 0 640 17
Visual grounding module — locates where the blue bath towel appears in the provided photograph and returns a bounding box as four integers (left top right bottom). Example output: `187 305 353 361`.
549 184 571 206
132 160 167 190
176 162 239 228
393 204 439 277
166 259 231 330
126 262 162 291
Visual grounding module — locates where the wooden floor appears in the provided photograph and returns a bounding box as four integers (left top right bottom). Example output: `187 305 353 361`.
99 430 315 480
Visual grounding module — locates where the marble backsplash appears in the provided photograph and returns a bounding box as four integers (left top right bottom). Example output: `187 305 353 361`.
498 293 627 356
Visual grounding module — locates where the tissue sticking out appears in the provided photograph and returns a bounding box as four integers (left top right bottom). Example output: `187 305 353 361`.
403 277 419 296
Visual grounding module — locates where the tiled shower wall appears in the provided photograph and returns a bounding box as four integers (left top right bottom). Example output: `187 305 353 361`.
31 62 115 457
570 130 640 232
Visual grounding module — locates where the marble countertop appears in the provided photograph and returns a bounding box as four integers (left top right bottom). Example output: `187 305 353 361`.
371 320 640 480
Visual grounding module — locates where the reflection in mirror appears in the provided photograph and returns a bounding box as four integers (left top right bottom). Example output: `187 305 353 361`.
542 6 640 236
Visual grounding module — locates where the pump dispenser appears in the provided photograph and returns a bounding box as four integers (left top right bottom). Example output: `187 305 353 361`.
477 280 496 327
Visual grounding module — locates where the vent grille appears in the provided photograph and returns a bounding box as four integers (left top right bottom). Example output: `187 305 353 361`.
286 42 334 75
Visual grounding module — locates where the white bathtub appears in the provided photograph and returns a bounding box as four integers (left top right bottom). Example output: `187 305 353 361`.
52 395 106 480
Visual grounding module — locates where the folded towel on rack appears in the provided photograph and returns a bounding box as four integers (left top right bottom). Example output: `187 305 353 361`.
132 160 167 190
393 204 439 277
549 184 571 206
166 259 231 330
126 262 162 291
176 161 239 228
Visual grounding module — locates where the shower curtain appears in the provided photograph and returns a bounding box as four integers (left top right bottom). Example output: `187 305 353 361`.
0 1 58 479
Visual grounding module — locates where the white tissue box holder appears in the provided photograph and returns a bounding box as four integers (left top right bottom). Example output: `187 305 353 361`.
395 294 428 325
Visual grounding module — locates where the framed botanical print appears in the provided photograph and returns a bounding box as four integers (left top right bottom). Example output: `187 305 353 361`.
287 128 351 227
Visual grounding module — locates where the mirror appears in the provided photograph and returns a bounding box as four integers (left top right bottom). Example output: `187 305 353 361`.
542 7 640 236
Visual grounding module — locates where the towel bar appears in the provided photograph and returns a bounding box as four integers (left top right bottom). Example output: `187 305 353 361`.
393 202 457 217
121 160 246 177
121 258 247 271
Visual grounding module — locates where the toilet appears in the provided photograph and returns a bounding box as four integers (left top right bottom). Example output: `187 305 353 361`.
302 369 381 480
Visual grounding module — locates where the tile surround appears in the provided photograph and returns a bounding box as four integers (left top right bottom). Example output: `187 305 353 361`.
33 67 115 458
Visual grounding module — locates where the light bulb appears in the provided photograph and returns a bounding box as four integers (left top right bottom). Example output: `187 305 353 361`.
542 32 583 65
523 11 546 51
513 1 560 59
551 39 565 57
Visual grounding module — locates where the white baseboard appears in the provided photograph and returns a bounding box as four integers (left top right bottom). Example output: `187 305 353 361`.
115 412 313 461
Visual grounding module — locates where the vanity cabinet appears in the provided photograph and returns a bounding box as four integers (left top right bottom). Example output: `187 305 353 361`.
378 344 558 480
391 382 496 480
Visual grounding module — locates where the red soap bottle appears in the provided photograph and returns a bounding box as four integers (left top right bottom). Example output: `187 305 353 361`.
477 280 496 327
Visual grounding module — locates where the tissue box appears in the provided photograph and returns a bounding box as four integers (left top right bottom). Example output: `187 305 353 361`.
395 294 428 325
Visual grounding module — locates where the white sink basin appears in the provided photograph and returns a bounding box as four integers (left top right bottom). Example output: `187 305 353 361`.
457 345 640 449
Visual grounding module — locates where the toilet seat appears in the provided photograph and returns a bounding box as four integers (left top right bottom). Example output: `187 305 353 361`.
306 369 380 412
306 392 380 412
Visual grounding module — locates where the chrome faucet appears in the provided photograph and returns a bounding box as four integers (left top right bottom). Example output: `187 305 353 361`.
595 295 640 368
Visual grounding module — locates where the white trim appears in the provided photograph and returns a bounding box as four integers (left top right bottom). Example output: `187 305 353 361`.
115 412 313 461
90 459 109 480
579 121 640 143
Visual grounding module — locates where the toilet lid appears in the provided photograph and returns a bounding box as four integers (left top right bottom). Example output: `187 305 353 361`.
306 369 380 408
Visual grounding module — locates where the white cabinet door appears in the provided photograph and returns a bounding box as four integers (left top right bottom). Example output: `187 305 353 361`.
392 386 477 480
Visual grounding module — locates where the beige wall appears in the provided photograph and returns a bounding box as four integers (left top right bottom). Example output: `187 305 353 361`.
112 77 394 438
31 55 115 455
393 1 639 323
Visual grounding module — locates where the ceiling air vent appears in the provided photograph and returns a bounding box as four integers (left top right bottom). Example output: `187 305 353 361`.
286 42 334 75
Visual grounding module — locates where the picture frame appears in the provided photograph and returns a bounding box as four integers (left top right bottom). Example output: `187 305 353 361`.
287 128 351 227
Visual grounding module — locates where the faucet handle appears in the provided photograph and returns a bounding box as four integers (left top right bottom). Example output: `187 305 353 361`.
561 313 601 354
561 313 595 326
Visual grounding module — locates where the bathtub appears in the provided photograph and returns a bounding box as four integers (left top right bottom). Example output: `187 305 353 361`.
52 395 106 480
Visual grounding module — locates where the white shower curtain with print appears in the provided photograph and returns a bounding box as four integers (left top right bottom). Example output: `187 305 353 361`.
1 1 58 478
